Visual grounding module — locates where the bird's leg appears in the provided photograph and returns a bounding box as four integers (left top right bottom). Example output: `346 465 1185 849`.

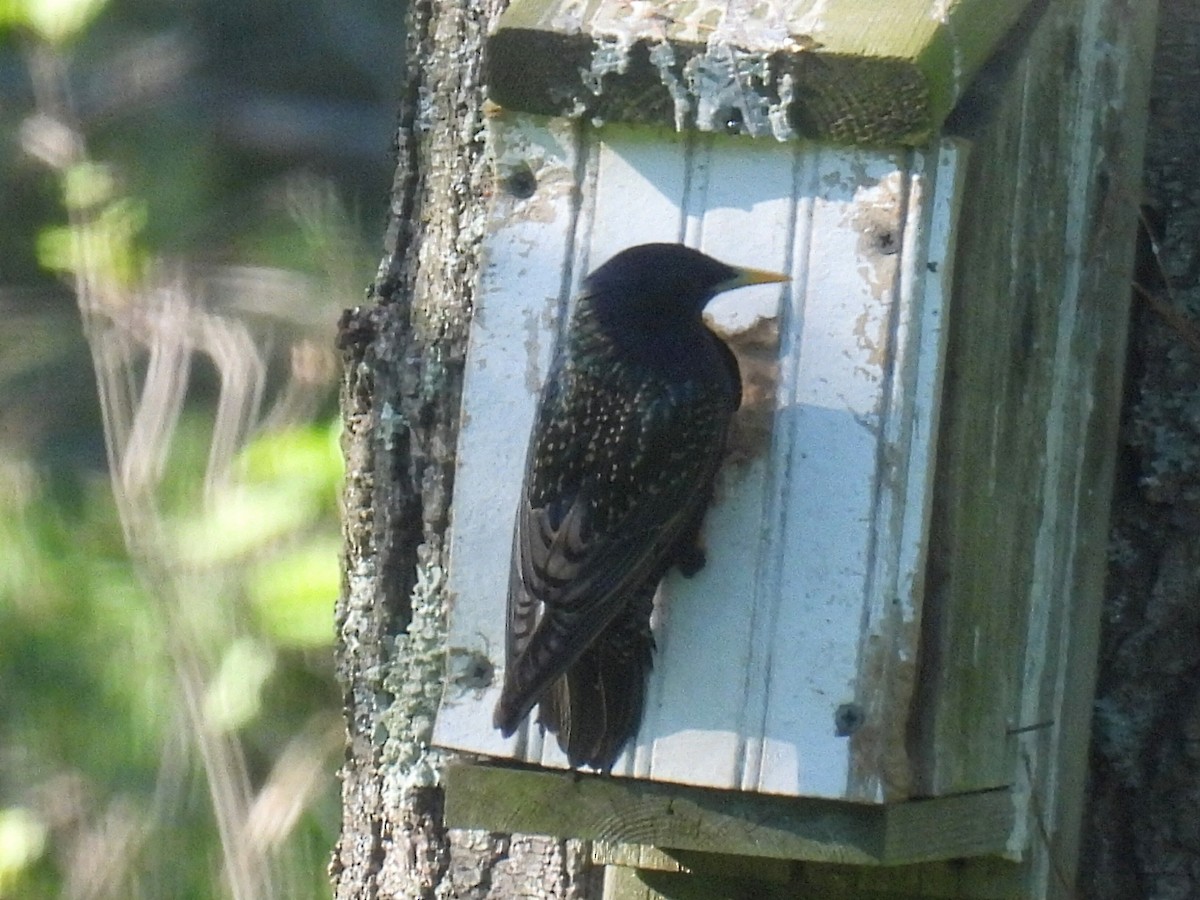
672 508 708 577
675 542 706 577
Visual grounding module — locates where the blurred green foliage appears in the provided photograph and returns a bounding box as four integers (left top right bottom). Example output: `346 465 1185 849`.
1 422 343 897
0 0 400 894
0 0 108 45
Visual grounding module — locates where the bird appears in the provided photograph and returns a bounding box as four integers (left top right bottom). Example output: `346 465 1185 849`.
492 242 788 772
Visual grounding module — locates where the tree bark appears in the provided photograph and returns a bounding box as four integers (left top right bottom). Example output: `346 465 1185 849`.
1081 3 1200 898
331 0 603 897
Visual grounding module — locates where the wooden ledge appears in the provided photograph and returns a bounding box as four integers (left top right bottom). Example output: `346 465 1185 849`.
444 761 1017 866
485 0 1038 145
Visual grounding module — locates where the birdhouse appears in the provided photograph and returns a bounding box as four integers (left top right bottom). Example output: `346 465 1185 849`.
432 0 1154 896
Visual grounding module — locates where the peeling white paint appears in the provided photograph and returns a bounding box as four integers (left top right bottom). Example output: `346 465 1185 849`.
583 37 630 94
789 0 832 36
941 12 965 107
710 0 794 51
575 0 812 140
768 72 798 141
687 44 774 136
549 0 587 33
649 42 691 132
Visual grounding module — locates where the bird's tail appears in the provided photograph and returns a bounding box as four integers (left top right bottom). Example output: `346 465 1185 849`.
492 599 609 738
538 586 656 772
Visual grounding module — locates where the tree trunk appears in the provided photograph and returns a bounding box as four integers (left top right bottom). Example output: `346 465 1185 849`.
1081 3 1200 898
330 0 603 897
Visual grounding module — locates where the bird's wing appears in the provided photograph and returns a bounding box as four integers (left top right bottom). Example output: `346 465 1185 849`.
494 368 733 735
537 575 657 770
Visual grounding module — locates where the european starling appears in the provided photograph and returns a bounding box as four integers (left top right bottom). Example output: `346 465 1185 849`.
492 242 788 771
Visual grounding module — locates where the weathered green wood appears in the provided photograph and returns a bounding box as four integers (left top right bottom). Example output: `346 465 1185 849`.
911 0 1155 792
602 857 1025 899
593 843 794 883
607 866 784 900
793 858 1024 899
445 762 1015 866
907 0 1159 896
597 848 1025 899
486 0 1037 144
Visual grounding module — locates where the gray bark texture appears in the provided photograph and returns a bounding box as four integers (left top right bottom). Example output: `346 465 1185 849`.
331 0 602 897
1081 3 1200 899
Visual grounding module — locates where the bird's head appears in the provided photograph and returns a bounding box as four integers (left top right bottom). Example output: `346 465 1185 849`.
583 243 788 324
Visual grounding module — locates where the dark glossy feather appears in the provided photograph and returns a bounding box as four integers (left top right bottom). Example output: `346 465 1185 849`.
492 243 783 771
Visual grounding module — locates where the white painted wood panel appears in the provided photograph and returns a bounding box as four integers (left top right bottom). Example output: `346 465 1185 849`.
632 134 797 787
749 148 907 799
433 117 579 762
433 113 964 802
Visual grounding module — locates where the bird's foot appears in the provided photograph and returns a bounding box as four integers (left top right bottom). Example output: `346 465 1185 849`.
675 543 707 577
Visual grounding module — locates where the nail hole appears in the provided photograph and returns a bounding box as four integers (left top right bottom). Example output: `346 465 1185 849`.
835 703 865 737
718 106 744 135
503 163 537 199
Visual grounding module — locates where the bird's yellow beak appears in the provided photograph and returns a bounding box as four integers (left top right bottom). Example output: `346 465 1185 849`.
718 265 790 293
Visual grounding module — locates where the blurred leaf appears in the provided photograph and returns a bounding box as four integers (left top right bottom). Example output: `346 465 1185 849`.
1 0 109 44
205 637 277 733
239 421 342 486
36 198 148 285
173 422 339 565
62 161 116 211
248 536 339 648
172 482 322 565
0 807 47 897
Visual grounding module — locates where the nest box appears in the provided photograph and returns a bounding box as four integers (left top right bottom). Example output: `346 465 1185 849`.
431 0 1154 894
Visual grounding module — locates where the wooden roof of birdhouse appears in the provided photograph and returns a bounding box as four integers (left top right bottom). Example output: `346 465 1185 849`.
485 0 1040 144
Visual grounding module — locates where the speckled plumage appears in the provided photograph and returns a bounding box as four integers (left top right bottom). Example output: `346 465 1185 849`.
492 243 787 771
